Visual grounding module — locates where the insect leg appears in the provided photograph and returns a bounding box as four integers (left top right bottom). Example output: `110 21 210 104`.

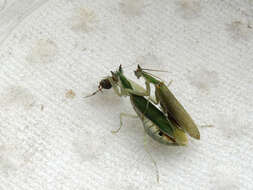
200 125 213 128
128 80 158 116
166 80 173 87
111 113 138 133
144 134 159 183
125 80 151 96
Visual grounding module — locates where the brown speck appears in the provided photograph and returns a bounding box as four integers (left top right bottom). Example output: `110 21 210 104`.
65 90 76 99
40 104 44 111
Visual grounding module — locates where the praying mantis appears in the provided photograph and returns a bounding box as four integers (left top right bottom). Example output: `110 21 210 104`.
85 65 201 182
85 65 188 145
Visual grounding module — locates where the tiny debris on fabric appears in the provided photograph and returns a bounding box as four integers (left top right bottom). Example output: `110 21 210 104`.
65 89 76 99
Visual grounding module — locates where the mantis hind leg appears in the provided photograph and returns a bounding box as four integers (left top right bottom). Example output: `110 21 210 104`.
200 125 213 128
167 80 173 87
144 134 160 183
111 113 138 134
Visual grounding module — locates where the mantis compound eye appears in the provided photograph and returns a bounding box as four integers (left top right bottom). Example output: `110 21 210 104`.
99 79 112 89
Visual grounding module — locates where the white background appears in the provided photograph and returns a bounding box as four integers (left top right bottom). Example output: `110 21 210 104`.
0 0 252 189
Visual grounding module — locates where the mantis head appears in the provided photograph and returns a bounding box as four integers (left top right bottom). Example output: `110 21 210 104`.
84 67 121 98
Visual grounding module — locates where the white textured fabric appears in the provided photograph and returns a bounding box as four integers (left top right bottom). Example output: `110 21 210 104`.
0 0 252 189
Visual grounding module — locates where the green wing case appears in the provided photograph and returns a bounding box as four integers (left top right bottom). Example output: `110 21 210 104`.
131 94 175 138
156 84 200 139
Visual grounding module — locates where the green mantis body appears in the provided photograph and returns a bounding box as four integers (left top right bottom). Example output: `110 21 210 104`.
85 65 192 182
86 65 188 145
134 65 200 140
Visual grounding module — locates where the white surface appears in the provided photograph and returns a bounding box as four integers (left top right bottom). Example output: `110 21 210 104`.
0 0 252 189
